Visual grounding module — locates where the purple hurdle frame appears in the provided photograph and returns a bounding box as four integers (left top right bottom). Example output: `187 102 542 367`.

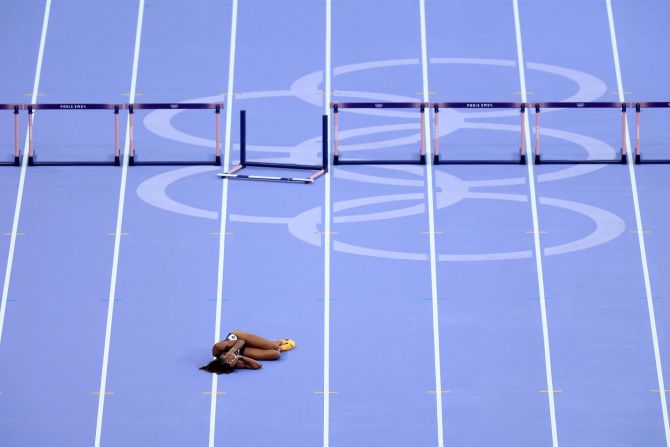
634 102 670 164
26 103 121 166
128 103 222 166
533 102 627 165
432 102 527 165
0 105 21 166
220 110 328 183
331 102 426 165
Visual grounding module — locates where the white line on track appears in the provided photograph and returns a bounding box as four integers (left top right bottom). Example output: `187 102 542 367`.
512 2 559 446
94 1 145 445
208 1 239 446
0 0 52 345
605 2 670 443
322 1 332 446
418 2 444 446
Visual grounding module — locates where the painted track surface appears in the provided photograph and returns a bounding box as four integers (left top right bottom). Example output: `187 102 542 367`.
0 1 669 446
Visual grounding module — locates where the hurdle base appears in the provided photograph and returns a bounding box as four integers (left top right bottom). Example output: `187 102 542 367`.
129 154 221 167
28 154 118 167
434 152 526 165
220 162 325 184
334 158 425 165
535 153 627 165
0 155 21 167
635 158 670 164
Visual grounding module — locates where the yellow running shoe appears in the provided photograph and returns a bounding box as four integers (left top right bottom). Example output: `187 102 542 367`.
279 339 296 352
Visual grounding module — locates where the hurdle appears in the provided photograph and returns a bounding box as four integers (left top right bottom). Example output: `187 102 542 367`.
432 102 527 165
27 103 121 166
634 102 670 164
219 110 328 183
0 105 21 166
533 102 627 165
128 103 222 166
331 102 426 165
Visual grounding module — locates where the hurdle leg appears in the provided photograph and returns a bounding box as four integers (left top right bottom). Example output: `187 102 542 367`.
215 104 221 166
240 110 246 165
520 105 527 164
128 105 135 166
322 114 329 172
28 106 35 166
419 104 426 164
333 105 339 164
635 103 641 164
534 105 541 164
114 105 120 166
620 103 628 163
14 106 20 166
433 105 440 165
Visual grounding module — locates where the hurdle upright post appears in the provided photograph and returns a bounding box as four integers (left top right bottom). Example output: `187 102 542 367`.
322 114 328 172
520 104 527 164
114 105 120 166
14 106 20 166
620 103 628 163
419 104 426 164
215 104 221 166
635 103 641 164
128 104 135 166
535 104 541 165
433 104 440 165
240 109 246 165
332 104 339 165
28 105 34 166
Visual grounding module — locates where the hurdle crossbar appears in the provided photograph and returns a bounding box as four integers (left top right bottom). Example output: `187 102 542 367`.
432 102 527 165
0 104 21 166
128 103 222 166
219 110 328 184
633 102 670 164
332 102 426 165
26 103 121 166
533 102 627 165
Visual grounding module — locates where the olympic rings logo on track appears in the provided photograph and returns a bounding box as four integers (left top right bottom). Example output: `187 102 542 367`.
136 57 626 262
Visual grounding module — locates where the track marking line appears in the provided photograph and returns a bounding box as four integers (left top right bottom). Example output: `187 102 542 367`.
94 2 145 446
208 2 239 446
629 229 652 235
512 2 559 446
203 391 226 395
322 2 333 447
2 233 25 237
427 390 451 394
91 392 114 396
539 390 563 393
105 232 129 236
419 2 445 446
315 391 338 395
0 0 52 345
606 2 670 443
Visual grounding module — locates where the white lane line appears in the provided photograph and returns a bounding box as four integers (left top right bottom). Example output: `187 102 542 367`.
0 0 52 345
512 2 559 446
94 1 145 445
605 2 670 443
418 1 444 446
322 1 332 446
208 1 238 446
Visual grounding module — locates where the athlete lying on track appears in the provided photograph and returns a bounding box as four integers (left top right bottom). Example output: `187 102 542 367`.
200 330 295 374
